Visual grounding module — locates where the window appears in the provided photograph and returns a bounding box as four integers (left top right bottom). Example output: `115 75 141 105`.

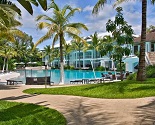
77 52 83 59
85 52 91 58
134 46 138 54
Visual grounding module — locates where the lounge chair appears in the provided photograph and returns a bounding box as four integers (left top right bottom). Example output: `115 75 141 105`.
101 73 112 81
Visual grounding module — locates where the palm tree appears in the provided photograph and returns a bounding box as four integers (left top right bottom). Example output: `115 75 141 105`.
0 0 47 31
0 42 17 72
64 43 72 67
93 0 155 81
43 45 52 66
15 0 47 15
0 0 22 30
100 35 114 57
71 38 86 69
89 32 101 68
51 48 60 68
34 1 88 84
146 25 155 33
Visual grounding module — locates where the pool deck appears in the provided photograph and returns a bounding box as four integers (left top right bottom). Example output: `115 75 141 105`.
0 84 155 125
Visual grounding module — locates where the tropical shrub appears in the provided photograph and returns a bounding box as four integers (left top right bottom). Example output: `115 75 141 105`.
70 65 75 70
95 66 105 71
146 65 155 78
116 63 125 72
8 59 16 71
64 65 75 70
127 72 137 80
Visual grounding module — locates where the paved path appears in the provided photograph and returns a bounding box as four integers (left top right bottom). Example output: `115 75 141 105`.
0 85 155 125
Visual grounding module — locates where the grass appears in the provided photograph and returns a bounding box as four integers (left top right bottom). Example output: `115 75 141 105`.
23 78 155 99
0 100 66 125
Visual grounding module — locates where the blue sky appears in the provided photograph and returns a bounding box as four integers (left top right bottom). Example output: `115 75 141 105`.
13 0 155 49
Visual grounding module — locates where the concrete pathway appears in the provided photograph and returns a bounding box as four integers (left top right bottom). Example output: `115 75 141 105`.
0 85 155 125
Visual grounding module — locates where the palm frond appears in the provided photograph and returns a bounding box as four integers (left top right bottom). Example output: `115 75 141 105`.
36 22 51 29
70 33 86 43
48 0 59 11
36 15 57 24
65 23 88 31
92 0 107 14
151 0 155 4
62 5 72 16
52 34 59 48
0 3 21 15
113 0 126 7
65 8 81 19
33 34 52 50
65 26 81 35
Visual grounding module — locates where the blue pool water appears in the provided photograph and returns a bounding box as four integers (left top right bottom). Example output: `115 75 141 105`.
17 69 112 84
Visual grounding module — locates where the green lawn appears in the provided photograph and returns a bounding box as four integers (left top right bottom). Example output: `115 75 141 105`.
0 100 66 125
24 78 155 99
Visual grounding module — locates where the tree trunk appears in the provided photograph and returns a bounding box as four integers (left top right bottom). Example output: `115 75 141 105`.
2 58 6 72
119 60 123 81
67 54 70 67
95 50 98 67
59 33 64 84
6 58 8 72
79 49 81 69
137 0 147 81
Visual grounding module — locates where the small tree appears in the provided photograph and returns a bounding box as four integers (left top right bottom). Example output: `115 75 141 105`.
35 1 88 84
63 43 72 67
71 37 87 69
106 7 134 80
89 32 101 68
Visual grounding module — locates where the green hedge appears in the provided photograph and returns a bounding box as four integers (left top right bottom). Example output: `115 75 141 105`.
64 65 75 70
95 66 105 71
146 65 155 78
127 65 155 80
127 72 137 80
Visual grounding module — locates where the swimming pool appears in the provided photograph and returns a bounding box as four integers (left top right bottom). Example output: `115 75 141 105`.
17 69 110 84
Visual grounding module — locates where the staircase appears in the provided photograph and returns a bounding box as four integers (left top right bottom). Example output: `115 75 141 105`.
146 52 155 65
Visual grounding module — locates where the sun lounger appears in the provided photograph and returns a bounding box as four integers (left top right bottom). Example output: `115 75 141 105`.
70 80 82 84
6 80 23 85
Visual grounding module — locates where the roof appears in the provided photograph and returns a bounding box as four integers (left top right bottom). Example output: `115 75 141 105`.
134 30 155 42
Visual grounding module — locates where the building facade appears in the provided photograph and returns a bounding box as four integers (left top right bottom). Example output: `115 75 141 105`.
42 31 155 73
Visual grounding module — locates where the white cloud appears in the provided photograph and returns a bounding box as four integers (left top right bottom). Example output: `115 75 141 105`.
83 5 93 12
85 4 115 21
11 0 155 49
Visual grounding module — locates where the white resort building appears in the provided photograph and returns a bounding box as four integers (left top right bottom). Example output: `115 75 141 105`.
43 30 155 73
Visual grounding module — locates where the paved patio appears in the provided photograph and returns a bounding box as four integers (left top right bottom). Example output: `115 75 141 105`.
0 85 155 125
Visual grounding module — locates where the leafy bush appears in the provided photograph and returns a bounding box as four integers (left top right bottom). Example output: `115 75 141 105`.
70 65 75 70
127 65 155 80
8 59 16 70
95 66 105 71
64 65 75 70
64 65 70 69
116 62 125 71
127 72 137 80
146 65 155 78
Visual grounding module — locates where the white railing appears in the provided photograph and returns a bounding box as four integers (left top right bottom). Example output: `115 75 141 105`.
145 52 152 65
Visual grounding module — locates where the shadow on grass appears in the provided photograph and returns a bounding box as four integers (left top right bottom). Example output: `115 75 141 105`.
134 99 155 124
81 82 130 94
81 82 114 91
115 82 129 94
0 101 66 125
0 103 44 121
0 94 38 101
131 86 155 91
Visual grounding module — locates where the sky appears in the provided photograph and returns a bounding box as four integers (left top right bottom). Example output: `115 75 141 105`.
13 0 155 49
